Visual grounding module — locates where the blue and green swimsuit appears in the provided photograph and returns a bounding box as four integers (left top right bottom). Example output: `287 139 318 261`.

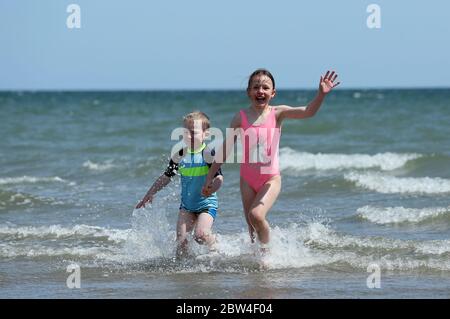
164 143 222 219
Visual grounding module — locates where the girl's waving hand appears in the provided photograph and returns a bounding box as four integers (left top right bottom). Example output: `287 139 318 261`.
319 70 340 95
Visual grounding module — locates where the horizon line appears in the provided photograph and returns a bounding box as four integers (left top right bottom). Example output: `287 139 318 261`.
1 86 450 93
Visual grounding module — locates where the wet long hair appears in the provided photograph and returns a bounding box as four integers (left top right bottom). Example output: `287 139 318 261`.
247 69 276 90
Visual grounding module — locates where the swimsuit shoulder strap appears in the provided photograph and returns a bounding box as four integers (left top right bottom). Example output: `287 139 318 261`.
239 109 250 129
268 107 277 126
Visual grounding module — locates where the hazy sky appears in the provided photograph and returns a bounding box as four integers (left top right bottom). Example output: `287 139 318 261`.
1 0 450 90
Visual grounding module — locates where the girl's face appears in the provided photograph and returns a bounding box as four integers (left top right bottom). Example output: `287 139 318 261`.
247 75 276 108
183 120 207 150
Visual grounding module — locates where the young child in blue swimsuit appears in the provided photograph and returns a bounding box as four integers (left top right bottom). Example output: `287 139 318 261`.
136 111 223 258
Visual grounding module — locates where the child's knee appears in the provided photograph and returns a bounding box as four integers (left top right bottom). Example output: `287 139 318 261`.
249 209 265 226
177 237 188 246
194 230 210 244
176 231 186 241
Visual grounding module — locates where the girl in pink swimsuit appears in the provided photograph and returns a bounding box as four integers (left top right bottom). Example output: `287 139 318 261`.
239 106 281 193
202 69 340 249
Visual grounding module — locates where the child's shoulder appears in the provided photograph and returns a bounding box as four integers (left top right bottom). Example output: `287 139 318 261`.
203 144 216 156
200 144 217 165
272 105 291 118
170 146 187 162
230 110 244 128
272 104 290 111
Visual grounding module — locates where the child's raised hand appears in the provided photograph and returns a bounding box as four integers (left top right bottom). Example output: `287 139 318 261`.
319 70 340 95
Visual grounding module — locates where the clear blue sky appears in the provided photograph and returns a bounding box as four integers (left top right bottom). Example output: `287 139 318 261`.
1 0 449 90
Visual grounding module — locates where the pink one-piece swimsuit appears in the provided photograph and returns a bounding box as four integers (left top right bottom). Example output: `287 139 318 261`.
239 107 281 193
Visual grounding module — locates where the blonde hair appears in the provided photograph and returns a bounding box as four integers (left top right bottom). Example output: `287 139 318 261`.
183 111 210 131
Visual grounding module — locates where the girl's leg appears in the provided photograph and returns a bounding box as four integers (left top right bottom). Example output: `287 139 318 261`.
194 212 215 249
240 177 257 243
247 175 281 245
176 209 197 258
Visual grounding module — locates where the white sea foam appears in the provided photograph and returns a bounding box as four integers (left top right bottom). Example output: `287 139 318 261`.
0 244 115 258
302 222 411 251
9 193 33 206
82 160 116 171
329 252 450 271
216 222 450 271
2 218 448 271
0 192 65 208
358 205 450 224
119 207 175 262
190 222 450 271
415 241 450 255
0 176 68 185
309 223 450 257
255 223 334 269
279 148 421 171
0 224 130 243
344 172 450 194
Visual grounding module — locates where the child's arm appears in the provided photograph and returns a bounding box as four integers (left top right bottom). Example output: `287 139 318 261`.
278 70 340 120
136 149 183 209
208 174 224 194
202 112 240 196
135 174 171 209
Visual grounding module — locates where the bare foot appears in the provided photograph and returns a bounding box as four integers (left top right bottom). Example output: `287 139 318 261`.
257 243 270 270
207 235 218 252
259 242 270 254
258 254 270 270
176 244 190 261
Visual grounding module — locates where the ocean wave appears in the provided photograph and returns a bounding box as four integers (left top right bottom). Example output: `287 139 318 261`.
2 217 448 272
325 252 450 272
279 148 421 171
0 176 70 185
357 205 450 224
186 222 450 272
0 191 33 208
344 172 450 194
0 244 115 258
82 160 116 171
0 190 65 210
302 222 448 254
415 240 450 255
115 216 450 271
0 224 130 243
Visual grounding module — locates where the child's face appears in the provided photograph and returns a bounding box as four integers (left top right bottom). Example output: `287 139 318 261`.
183 120 207 150
247 75 276 108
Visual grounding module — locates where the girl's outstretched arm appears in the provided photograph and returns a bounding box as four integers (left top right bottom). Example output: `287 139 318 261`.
277 70 340 121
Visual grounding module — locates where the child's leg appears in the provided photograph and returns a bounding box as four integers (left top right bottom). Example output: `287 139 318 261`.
247 175 281 245
176 209 197 258
240 177 257 243
194 212 215 248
